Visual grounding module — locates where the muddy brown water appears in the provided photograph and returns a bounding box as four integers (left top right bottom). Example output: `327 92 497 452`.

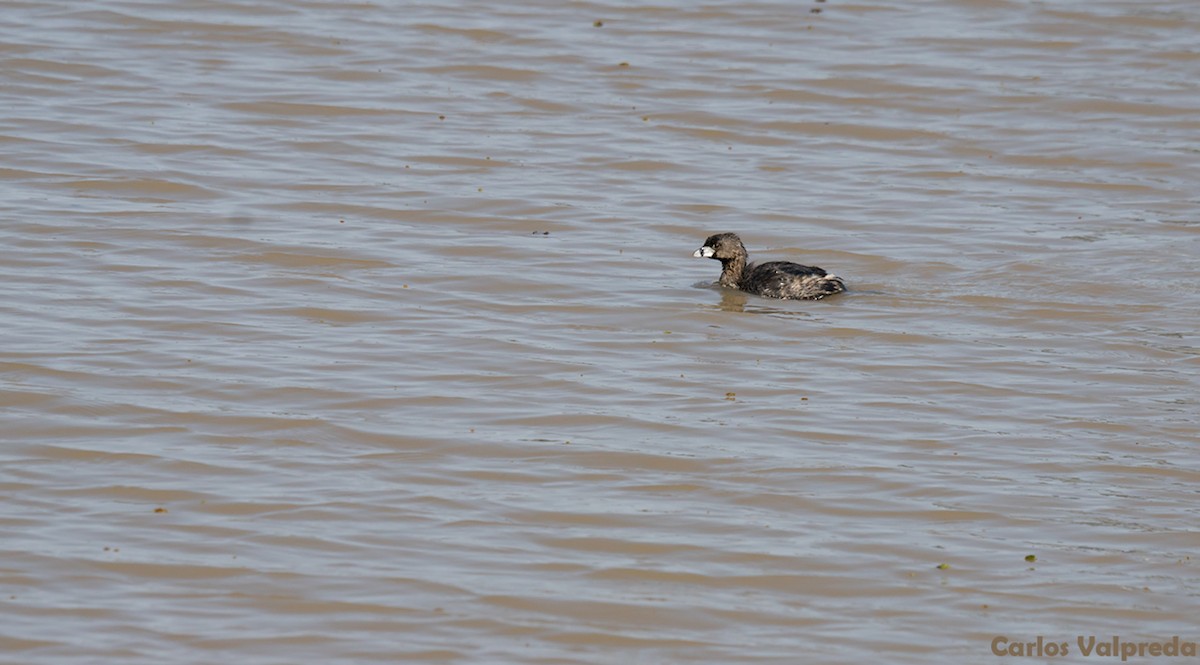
2 1 1198 663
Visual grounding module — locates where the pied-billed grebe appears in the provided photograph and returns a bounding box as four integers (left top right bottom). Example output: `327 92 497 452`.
693 232 845 300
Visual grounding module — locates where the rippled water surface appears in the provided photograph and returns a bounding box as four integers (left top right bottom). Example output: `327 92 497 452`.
2 1 1198 663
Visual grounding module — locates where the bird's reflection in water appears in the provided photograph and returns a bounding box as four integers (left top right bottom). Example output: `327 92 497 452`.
717 288 749 313
693 282 817 319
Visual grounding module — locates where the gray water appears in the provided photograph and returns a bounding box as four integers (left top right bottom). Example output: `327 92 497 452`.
2 1 1198 663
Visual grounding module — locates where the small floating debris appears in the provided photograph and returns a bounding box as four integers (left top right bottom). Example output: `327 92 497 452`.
593 19 604 27
936 563 950 570
1025 554 1037 563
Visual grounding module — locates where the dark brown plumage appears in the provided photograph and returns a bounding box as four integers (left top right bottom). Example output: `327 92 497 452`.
693 232 845 300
